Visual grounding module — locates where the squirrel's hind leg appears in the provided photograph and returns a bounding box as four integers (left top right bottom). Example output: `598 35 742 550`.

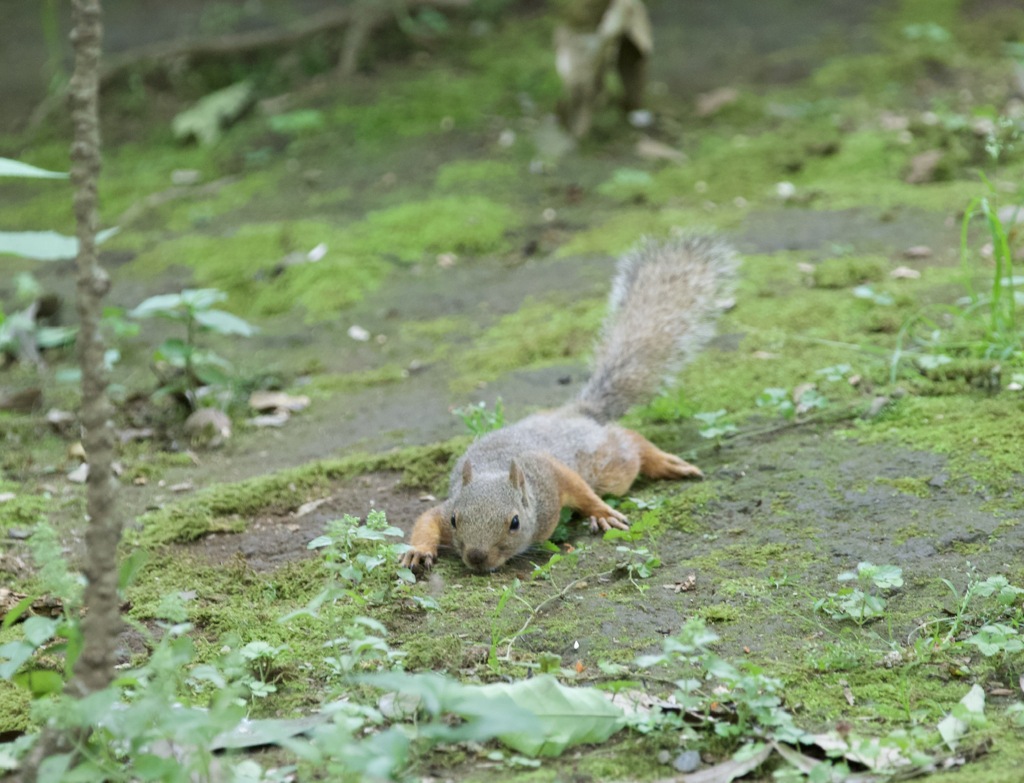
626 430 704 480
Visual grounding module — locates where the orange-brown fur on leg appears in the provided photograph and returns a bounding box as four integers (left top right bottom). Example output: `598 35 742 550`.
627 429 704 480
401 505 451 569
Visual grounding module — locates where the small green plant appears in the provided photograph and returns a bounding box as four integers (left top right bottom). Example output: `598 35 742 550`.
755 387 794 418
321 616 405 678
129 288 256 407
931 574 1024 646
892 183 1023 380
815 562 903 625
298 509 414 610
237 640 287 698
964 624 1024 658
603 513 661 592
694 409 737 439
453 398 505 436
636 618 805 743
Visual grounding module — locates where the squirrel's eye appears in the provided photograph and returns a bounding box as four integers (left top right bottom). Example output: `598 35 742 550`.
450 514 457 529
510 514 520 531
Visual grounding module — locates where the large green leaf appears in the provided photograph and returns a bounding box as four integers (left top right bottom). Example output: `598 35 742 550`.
475 675 626 756
363 672 625 757
193 308 256 336
129 292 186 319
211 714 331 751
0 158 67 179
0 227 119 261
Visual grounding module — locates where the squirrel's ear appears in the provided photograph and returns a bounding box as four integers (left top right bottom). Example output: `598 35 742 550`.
508 459 527 495
461 459 473 487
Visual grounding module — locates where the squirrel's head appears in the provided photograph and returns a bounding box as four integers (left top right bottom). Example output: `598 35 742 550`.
449 458 533 573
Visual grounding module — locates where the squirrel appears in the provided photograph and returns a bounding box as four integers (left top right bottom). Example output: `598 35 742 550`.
399 233 738 573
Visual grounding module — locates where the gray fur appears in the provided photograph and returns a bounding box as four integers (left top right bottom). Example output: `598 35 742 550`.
574 233 738 422
441 234 738 572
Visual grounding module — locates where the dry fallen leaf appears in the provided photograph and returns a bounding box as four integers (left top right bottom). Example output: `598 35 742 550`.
249 391 310 413
249 412 290 428
184 408 232 449
902 245 932 259
891 265 922 279
696 86 740 118
294 497 331 518
905 149 943 184
67 463 89 484
664 574 697 593
635 136 685 163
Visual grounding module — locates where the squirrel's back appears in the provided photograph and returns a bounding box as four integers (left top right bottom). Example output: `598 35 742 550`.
573 233 737 422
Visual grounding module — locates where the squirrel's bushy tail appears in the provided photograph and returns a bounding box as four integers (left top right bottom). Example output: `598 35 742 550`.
574 233 738 423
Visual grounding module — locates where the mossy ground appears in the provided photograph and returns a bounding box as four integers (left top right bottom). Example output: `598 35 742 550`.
2 0 1024 779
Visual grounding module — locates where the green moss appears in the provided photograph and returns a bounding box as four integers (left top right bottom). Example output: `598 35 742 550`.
695 604 741 624
0 486 50 530
127 220 389 320
453 297 604 390
400 633 465 671
351 196 516 262
876 476 932 498
660 483 719 533
556 207 740 258
0 680 32 733
691 542 798 572
330 21 558 148
435 160 520 193
133 441 465 546
305 365 409 395
813 255 889 289
854 396 1024 493
121 450 197 483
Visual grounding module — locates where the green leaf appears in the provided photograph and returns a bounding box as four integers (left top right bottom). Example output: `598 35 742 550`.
1 594 38 630
0 641 36 679
193 363 230 387
211 714 332 750
0 158 68 179
474 675 626 756
180 288 227 311
118 549 150 591
35 326 78 349
0 227 116 261
132 753 182 781
12 668 64 696
0 227 119 261
15 273 42 303
37 752 73 783
194 308 257 336
129 292 186 319
938 684 985 750
866 563 903 589
155 338 192 366
23 616 60 647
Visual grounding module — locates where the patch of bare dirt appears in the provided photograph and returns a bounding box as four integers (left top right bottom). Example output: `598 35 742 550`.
190 471 431 571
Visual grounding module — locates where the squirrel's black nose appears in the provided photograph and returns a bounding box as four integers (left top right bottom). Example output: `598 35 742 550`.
465 548 489 569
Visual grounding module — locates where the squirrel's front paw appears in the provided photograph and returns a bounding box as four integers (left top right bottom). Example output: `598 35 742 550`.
587 507 629 533
399 547 436 571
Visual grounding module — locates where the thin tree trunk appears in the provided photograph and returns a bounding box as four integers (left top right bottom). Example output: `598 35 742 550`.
14 6 115 778
67 0 122 697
